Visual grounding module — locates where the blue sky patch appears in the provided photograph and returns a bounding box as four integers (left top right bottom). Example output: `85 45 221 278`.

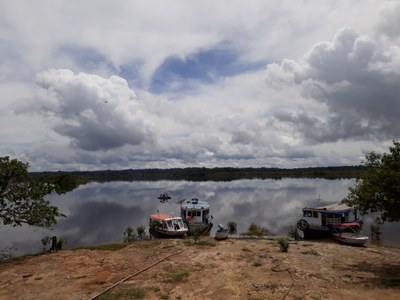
150 47 265 93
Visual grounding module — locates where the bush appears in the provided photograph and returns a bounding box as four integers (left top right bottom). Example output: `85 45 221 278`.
242 223 269 236
227 221 237 235
370 223 381 241
136 225 146 240
123 226 137 243
288 225 302 241
277 238 289 252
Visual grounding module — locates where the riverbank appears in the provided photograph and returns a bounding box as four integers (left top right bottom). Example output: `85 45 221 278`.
0 238 399 299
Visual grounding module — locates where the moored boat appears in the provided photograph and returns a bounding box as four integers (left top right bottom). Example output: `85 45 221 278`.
331 222 369 246
214 224 229 240
149 213 188 238
296 202 363 239
180 198 213 236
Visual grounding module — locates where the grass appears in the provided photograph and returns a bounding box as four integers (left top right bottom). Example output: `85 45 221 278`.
168 271 190 282
196 240 216 247
381 277 400 287
252 260 262 267
97 287 147 299
183 239 216 247
74 243 127 251
301 249 320 256
241 223 269 237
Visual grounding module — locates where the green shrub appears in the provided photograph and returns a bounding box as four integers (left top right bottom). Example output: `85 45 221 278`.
123 226 137 243
370 223 381 241
136 225 146 240
287 225 302 241
242 223 269 236
277 238 289 252
227 221 237 235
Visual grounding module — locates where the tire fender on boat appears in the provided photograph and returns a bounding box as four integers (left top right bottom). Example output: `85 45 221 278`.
297 219 309 231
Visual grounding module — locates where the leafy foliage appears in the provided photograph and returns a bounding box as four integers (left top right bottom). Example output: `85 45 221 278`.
123 226 137 242
342 140 400 222
136 225 146 240
370 223 381 241
242 223 269 236
0 156 64 227
227 221 237 235
276 237 289 252
287 225 302 241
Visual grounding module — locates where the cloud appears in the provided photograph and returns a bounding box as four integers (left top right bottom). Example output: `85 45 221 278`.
267 27 400 143
16 69 154 151
2 1 400 171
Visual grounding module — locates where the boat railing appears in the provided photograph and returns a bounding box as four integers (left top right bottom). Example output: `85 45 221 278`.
326 217 343 225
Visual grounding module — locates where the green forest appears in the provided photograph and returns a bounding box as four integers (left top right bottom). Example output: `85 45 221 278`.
31 166 366 188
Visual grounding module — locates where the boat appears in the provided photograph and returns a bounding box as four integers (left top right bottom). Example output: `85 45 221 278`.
180 198 213 236
331 222 369 246
214 224 229 240
296 202 363 239
149 213 188 238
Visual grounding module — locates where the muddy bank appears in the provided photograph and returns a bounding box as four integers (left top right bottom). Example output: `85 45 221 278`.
0 238 399 299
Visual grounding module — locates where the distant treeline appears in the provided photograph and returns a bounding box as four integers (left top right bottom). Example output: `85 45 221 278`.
31 166 367 185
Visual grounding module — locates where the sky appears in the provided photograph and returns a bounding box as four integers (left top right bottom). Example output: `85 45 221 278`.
1 0 400 171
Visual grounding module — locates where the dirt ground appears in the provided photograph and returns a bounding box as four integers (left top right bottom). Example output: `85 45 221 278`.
0 238 399 300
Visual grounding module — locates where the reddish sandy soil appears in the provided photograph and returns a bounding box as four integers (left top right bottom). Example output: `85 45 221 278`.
0 238 399 299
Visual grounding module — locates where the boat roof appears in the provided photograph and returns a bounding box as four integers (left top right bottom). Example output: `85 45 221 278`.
150 213 182 221
181 198 210 210
303 202 352 213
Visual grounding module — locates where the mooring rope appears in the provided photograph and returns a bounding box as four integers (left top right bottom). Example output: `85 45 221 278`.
89 246 189 300
271 260 294 300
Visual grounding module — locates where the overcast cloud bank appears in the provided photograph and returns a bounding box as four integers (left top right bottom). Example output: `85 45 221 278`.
1 1 399 171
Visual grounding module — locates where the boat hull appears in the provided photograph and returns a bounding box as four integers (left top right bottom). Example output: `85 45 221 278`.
215 230 228 240
149 228 187 239
187 222 213 236
332 233 368 246
302 227 332 239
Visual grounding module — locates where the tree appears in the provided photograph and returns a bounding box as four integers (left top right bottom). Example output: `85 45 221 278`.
342 140 400 222
0 156 64 227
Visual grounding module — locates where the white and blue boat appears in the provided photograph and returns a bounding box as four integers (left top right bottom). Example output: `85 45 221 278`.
179 198 213 236
296 202 363 239
215 224 229 240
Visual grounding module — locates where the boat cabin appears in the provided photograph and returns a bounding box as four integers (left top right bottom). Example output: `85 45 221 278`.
149 213 187 231
302 203 357 228
180 198 211 224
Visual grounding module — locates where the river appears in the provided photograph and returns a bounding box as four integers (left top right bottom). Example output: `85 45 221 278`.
1 178 399 258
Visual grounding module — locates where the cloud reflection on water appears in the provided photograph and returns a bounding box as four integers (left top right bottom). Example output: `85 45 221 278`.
1 178 399 257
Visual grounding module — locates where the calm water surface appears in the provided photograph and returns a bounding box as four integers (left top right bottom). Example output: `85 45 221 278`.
1 178 399 257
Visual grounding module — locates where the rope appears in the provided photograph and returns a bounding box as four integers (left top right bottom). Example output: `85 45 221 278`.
89 246 189 300
271 260 294 300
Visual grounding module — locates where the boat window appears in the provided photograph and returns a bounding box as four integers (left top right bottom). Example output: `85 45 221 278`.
188 211 192 217
182 209 186 217
313 212 318 218
196 211 201 217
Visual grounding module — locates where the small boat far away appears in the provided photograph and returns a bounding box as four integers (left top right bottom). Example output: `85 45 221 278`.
180 198 213 236
296 202 363 239
214 224 229 240
149 212 188 238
